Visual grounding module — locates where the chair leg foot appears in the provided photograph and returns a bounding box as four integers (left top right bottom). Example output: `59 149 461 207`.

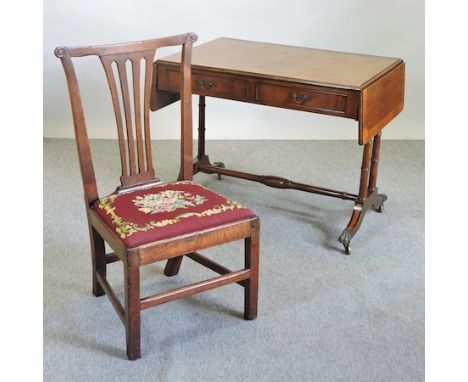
92 276 105 297
164 256 184 277
244 296 257 321
127 346 141 361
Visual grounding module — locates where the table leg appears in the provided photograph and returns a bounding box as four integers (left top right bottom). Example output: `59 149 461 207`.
192 96 387 255
368 133 387 213
368 133 384 206
197 95 206 160
194 95 225 179
338 133 387 254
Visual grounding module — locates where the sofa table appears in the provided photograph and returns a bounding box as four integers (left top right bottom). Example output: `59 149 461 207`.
151 38 405 254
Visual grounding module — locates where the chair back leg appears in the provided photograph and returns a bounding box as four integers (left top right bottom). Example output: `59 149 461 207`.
164 255 184 277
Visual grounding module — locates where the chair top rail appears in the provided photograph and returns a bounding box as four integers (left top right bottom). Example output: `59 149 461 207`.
55 33 197 58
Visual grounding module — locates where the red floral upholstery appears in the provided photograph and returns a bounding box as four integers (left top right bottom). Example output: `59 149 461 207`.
92 181 255 248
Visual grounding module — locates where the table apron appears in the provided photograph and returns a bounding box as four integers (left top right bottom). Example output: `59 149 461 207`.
152 62 360 120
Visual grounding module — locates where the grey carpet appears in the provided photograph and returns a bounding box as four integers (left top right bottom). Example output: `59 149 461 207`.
44 139 424 382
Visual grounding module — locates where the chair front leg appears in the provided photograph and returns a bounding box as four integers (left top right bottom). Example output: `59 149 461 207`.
124 263 141 360
244 219 260 320
89 226 106 297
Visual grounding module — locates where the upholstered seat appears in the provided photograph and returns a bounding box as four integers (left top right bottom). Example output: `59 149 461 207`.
93 181 255 248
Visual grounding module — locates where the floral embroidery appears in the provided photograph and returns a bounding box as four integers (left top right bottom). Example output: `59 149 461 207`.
133 190 206 214
98 190 244 239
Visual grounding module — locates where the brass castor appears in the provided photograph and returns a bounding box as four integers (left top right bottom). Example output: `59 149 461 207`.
338 229 352 256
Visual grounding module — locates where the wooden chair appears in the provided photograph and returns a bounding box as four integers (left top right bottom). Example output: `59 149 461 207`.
55 33 260 360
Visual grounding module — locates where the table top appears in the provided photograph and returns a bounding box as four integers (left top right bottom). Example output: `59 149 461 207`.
158 38 403 90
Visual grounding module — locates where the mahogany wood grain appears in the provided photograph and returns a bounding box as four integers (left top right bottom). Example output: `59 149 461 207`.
88 208 127 259
244 219 259 320
338 135 387 254
163 255 183 277
155 64 359 120
359 62 405 144
105 253 120 264
137 218 254 266
56 34 260 360
180 37 194 181
89 223 106 297
256 81 354 118
197 95 206 159
125 264 140 360
368 133 382 194
197 158 358 201
56 53 98 206
154 38 404 143
186 252 248 287
159 38 401 90
358 142 372 202
166 67 248 99
140 269 251 310
187 252 234 276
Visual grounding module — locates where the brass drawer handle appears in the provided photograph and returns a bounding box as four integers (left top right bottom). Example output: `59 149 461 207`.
197 79 217 90
291 92 311 104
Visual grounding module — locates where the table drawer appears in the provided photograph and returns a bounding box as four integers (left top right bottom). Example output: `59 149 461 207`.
165 68 247 99
256 82 357 118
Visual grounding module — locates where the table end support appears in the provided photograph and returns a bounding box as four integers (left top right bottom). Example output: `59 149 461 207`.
338 190 387 255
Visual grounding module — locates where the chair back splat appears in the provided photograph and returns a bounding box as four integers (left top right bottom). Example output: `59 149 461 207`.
55 33 197 204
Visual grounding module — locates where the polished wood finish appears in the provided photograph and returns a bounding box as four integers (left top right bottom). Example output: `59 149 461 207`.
105 252 121 264
124 264 140 360
358 142 373 203
338 134 387 254
186 252 248 287
368 133 382 195
244 219 259 320
140 269 251 310
256 80 357 118
157 38 401 89
360 63 405 144
137 219 253 265
197 95 206 159
197 157 358 201
101 52 155 186
155 64 359 121
165 67 248 99
56 34 260 360
152 38 404 254
153 38 404 143
89 224 106 297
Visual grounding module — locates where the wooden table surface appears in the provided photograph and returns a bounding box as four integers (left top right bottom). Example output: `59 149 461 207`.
159 37 402 90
